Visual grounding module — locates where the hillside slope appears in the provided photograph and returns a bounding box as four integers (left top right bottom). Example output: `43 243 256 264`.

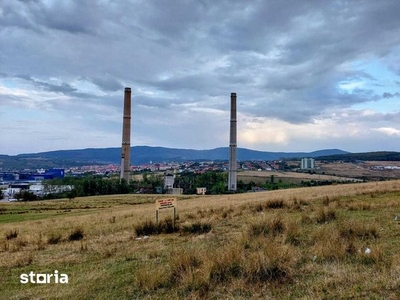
0 147 349 169
1 180 400 298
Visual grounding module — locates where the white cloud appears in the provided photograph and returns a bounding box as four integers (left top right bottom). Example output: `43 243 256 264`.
372 127 400 136
1 0 400 154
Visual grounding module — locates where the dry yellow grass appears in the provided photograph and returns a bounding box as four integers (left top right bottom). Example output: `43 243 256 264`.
239 170 361 182
1 180 400 299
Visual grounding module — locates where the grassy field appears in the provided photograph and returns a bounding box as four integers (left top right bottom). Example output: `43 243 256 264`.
238 170 361 185
318 161 400 180
1 181 400 299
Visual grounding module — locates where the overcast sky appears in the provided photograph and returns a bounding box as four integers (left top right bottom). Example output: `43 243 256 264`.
1 0 400 155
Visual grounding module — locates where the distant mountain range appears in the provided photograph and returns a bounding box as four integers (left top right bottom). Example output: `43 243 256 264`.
317 151 400 162
0 146 349 169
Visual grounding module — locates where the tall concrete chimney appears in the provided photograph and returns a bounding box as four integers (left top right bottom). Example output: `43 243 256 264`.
228 92 237 191
120 87 131 182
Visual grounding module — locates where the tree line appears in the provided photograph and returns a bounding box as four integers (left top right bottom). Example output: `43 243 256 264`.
10 170 332 201
42 175 160 199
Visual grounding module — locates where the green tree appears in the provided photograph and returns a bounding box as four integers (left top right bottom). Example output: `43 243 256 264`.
176 171 228 194
67 189 77 200
15 190 37 201
118 178 129 194
210 181 226 194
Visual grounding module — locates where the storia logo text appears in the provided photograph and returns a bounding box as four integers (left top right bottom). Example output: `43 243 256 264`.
20 270 68 284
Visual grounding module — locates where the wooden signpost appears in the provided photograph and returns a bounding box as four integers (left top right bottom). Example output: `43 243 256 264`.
155 198 177 226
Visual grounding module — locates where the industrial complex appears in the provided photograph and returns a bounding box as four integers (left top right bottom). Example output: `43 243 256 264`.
0 169 67 200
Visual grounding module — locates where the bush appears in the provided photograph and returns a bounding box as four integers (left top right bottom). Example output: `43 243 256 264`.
209 237 296 284
135 266 169 291
135 219 160 236
316 207 336 223
35 232 46 250
134 217 179 236
16 191 37 201
163 216 179 234
339 220 379 240
47 233 63 244
248 220 270 237
312 227 347 261
170 249 203 283
68 228 84 241
67 189 77 200
270 217 285 236
266 199 285 209
209 244 243 283
285 221 302 245
5 229 18 240
244 250 290 282
357 246 389 267
182 222 212 235
248 216 285 237
301 214 312 224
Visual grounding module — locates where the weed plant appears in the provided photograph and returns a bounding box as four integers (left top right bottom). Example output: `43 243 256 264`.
47 232 63 245
248 215 285 237
134 217 179 236
68 228 84 241
316 207 336 223
182 222 212 235
5 229 18 240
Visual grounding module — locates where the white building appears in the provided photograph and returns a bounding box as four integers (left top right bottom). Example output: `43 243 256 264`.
196 187 207 195
165 188 183 195
301 158 315 170
164 172 174 189
29 184 44 196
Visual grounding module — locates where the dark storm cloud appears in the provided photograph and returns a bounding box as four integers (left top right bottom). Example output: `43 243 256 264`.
0 0 103 34
135 0 206 39
2 0 400 153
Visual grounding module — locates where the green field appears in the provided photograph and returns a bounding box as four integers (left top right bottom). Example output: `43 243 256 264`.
1 181 400 299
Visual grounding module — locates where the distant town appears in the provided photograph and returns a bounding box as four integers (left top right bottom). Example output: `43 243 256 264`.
0 159 289 201
2 157 400 202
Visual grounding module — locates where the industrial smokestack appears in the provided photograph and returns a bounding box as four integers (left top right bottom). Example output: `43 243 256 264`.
228 92 237 191
120 87 131 182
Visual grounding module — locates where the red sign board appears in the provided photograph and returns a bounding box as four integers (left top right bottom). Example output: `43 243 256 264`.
156 198 176 210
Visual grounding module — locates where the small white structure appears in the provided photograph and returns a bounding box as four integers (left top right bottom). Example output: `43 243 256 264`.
301 158 315 170
196 187 207 195
6 187 21 197
165 188 183 195
164 172 174 189
29 184 44 196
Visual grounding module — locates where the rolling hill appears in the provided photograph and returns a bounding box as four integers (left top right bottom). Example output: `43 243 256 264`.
0 147 349 169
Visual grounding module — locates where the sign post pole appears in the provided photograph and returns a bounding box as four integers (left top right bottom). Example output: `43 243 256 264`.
155 198 177 226
173 207 176 228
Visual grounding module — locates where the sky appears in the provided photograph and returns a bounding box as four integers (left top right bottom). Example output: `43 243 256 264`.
1 0 400 155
